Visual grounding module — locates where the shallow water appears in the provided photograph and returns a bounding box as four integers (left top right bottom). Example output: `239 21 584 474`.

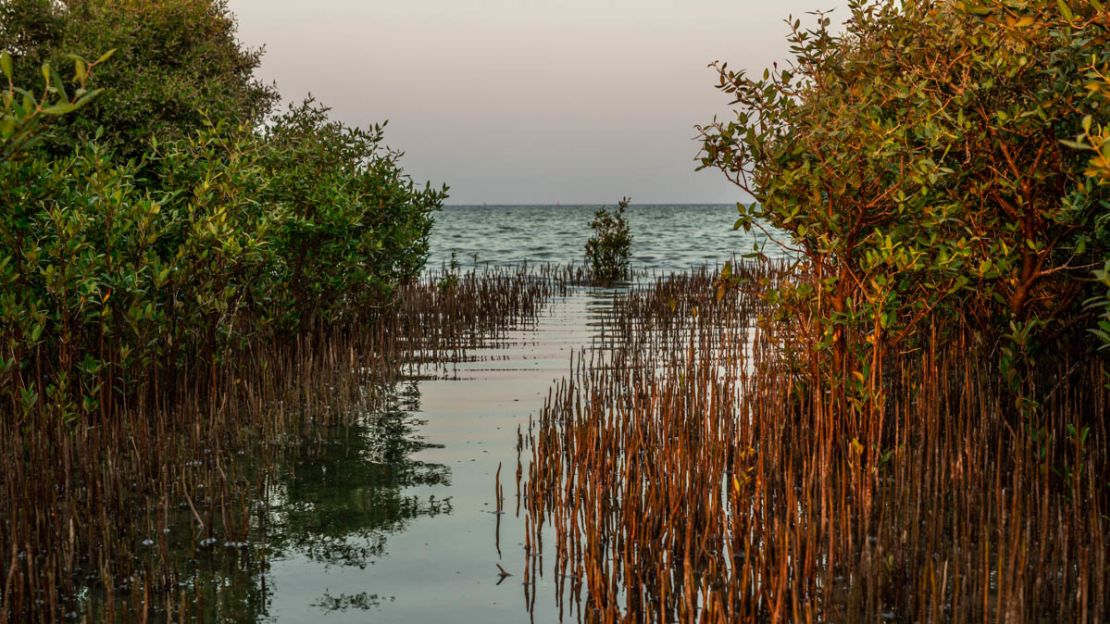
261 206 762 622
83 205 766 622
259 292 607 623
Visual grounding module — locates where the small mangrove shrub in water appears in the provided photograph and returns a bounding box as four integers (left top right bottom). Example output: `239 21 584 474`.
584 197 631 281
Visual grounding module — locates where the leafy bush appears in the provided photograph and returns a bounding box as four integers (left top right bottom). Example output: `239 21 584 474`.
0 48 108 155
1091 262 1110 350
258 100 445 328
585 197 632 281
699 0 1110 389
1 55 445 422
1072 58 1110 350
1 0 277 158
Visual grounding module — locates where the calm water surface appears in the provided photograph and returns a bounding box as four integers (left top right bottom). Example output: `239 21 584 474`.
104 205 769 622
261 295 604 623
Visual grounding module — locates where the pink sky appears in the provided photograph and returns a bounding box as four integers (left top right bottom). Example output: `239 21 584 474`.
230 0 845 204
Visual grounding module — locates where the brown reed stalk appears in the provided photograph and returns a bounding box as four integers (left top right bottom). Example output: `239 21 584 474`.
524 262 1108 623
0 265 563 623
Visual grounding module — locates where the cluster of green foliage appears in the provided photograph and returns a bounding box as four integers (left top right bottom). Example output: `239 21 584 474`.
0 1 446 422
700 0 1110 398
585 197 632 281
1 0 278 158
0 42 112 156
1076 61 1110 349
259 101 442 327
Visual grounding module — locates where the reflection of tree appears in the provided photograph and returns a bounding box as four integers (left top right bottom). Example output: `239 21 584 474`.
264 382 453 572
79 383 448 620
311 591 394 612
77 384 450 617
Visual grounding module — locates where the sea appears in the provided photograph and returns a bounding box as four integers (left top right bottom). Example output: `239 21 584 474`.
428 203 778 273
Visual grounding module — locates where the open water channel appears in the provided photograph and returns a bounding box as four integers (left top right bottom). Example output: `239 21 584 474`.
94 204 770 622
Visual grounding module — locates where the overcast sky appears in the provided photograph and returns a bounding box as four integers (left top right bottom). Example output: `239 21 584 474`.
229 0 844 205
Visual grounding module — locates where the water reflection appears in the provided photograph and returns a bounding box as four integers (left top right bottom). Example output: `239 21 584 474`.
257 383 451 618
79 382 450 621
310 591 393 612
265 383 451 575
